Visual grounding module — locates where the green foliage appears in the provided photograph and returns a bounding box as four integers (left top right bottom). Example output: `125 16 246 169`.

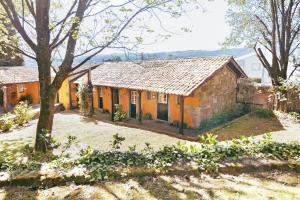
143 112 153 120
111 133 125 150
289 112 300 121
199 133 218 145
113 104 127 121
13 101 34 126
77 84 93 116
78 133 300 181
19 94 33 104
199 103 251 132
0 113 14 132
254 109 274 118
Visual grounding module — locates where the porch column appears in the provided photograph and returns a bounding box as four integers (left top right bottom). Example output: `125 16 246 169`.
138 91 142 122
179 95 184 135
110 87 114 121
2 86 8 113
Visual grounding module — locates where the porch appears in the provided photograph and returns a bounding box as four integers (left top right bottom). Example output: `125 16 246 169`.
91 110 199 141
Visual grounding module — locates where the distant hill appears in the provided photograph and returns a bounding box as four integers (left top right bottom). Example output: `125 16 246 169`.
25 48 253 66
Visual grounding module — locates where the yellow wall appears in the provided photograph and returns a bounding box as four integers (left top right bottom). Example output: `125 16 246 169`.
93 87 98 109
102 86 112 113
58 79 71 109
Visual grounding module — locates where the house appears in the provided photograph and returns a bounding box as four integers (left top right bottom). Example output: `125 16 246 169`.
0 65 93 112
70 56 247 132
235 51 272 86
0 66 40 111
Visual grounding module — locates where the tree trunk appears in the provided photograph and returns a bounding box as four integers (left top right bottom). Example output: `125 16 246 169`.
35 89 56 152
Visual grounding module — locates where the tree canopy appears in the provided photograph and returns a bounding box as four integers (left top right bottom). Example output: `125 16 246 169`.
225 0 300 85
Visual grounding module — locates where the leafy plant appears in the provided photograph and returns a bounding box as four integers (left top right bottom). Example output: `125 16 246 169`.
199 133 218 145
143 112 152 120
77 83 93 116
19 94 33 104
0 113 14 132
13 101 34 126
111 133 125 150
113 104 127 121
254 109 274 118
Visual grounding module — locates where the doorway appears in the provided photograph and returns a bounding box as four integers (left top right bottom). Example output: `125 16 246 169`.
157 93 168 121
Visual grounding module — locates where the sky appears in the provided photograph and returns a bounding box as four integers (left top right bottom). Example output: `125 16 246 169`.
138 0 230 53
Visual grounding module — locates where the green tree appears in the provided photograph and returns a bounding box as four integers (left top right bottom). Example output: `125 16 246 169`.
0 0 198 152
225 0 300 86
0 5 23 66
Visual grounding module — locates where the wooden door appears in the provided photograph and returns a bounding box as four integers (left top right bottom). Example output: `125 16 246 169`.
112 88 119 114
130 91 137 118
157 93 168 121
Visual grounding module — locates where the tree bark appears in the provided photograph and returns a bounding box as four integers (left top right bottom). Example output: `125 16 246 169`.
35 89 56 152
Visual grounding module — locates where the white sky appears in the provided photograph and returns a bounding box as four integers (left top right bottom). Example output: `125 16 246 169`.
138 0 230 53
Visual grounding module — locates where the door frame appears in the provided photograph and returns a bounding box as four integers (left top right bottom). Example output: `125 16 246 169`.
130 90 137 119
157 93 169 121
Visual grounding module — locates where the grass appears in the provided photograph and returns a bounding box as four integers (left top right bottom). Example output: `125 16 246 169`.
0 169 299 200
206 113 285 141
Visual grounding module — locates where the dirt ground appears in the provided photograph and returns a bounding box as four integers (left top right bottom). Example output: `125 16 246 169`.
0 111 189 155
209 111 300 142
0 111 299 157
0 169 299 200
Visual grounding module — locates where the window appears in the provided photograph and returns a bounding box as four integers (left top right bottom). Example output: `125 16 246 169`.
131 91 137 104
18 84 25 92
147 91 152 100
99 87 103 97
158 93 167 104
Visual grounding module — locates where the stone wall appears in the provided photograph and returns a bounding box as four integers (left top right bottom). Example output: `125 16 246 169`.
237 78 274 110
187 66 238 128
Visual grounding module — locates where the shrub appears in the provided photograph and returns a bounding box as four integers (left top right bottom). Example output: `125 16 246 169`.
0 114 14 132
114 104 127 121
77 83 93 116
14 101 34 126
199 103 251 132
254 108 274 118
143 112 152 120
19 94 33 104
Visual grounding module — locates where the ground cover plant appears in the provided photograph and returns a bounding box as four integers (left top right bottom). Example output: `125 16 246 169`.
0 133 299 185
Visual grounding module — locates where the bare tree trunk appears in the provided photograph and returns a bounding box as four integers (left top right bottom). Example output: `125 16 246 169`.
35 89 56 152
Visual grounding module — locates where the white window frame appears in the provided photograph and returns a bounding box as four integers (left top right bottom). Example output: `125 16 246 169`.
131 91 137 104
18 84 25 92
158 93 168 104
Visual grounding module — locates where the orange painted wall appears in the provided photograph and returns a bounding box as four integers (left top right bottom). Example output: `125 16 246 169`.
92 87 99 109
102 86 112 113
141 91 157 120
119 88 129 115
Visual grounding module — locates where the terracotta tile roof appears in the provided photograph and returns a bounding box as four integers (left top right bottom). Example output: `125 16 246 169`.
91 56 246 96
0 66 39 84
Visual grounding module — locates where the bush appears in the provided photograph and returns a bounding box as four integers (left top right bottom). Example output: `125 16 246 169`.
254 108 274 118
114 104 127 121
0 114 14 132
199 103 251 132
14 101 34 126
143 112 152 120
19 94 33 104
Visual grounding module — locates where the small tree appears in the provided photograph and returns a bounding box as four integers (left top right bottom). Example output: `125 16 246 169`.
14 101 34 126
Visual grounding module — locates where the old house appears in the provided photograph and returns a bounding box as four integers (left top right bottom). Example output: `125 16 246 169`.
70 57 247 132
0 66 40 111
